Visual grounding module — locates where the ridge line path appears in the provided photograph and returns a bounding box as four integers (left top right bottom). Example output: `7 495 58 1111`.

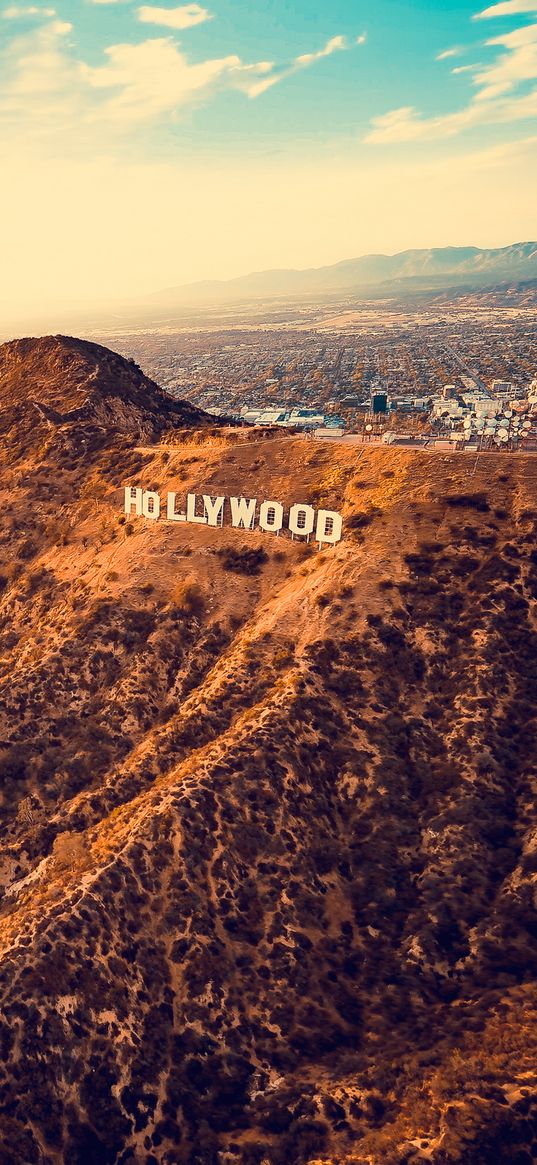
135 434 537 458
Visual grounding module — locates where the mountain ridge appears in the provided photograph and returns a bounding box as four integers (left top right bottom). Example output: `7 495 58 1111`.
0 335 214 432
145 241 537 305
0 336 221 468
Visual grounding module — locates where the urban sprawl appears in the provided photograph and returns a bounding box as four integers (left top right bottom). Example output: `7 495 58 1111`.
96 310 537 450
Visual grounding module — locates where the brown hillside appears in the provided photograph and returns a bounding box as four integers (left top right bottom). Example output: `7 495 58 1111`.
0 335 214 455
0 343 536 1165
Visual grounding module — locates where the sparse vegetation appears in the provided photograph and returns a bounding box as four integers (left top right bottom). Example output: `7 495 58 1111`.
444 491 490 512
217 545 269 574
172 577 206 617
0 338 535 1165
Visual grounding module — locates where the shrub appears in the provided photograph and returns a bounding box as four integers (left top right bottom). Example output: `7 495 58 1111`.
172 578 206 617
444 492 490 512
348 509 379 530
0 744 30 784
217 547 268 574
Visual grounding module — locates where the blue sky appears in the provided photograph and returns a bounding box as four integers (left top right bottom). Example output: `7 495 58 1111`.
4 0 536 151
1 0 536 309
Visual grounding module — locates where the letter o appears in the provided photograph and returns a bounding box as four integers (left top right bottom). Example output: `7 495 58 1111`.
316 509 343 545
142 490 160 520
259 500 284 533
288 503 315 537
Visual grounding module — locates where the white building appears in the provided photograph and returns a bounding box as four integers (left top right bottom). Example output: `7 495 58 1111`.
432 399 465 419
243 409 286 425
474 399 499 417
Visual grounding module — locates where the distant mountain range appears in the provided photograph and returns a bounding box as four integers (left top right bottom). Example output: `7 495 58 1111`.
147 242 537 306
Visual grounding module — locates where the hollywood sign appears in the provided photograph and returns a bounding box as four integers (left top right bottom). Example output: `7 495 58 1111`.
124 487 343 545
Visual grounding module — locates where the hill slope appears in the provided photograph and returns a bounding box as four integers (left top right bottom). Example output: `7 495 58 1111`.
0 340 536 1165
0 335 213 450
146 242 537 305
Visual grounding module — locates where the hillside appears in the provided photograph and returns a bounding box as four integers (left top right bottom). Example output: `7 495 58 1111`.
0 335 213 452
145 242 537 306
0 339 536 1165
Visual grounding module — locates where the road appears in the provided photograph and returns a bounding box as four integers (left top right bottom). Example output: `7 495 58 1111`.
135 433 537 458
441 342 488 392
312 433 537 456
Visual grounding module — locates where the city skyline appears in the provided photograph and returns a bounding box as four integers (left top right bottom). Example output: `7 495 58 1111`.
1 0 536 314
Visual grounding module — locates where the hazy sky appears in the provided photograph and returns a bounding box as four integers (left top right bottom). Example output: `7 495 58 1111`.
1 0 536 313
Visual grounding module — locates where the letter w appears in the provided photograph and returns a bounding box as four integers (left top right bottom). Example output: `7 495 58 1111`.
229 497 257 530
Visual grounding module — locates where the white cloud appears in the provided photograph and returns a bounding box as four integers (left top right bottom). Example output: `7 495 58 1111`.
366 85 537 141
2 5 55 15
0 17 363 137
1 18 75 109
366 83 537 141
367 6 537 143
295 34 347 68
244 34 364 98
475 0 537 18
137 4 212 30
436 47 461 60
475 21 537 97
366 106 434 143
83 38 246 120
